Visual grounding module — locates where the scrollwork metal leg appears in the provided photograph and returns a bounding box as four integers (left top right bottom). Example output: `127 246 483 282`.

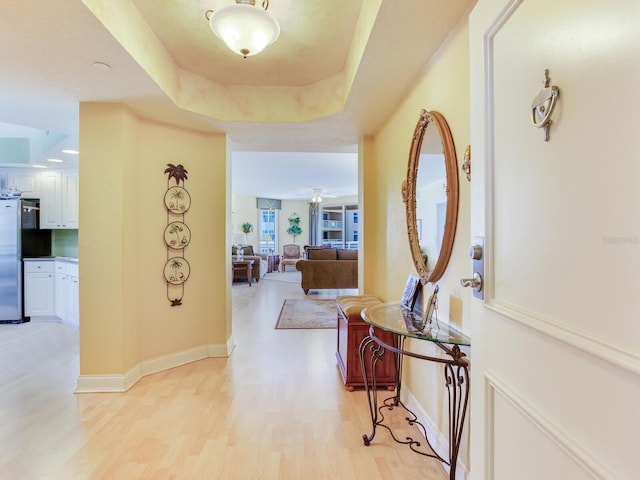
359 334 385 446
360 334 443 461
359 334 470 479
444 361 469 480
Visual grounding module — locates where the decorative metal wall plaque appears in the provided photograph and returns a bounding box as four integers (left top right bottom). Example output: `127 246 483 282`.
531 69 560 141
461 145 471 181
163 164 190 306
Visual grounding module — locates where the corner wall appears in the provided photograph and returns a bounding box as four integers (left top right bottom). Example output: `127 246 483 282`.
78 103 230 391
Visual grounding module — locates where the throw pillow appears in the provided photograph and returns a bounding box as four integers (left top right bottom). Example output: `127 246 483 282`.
232 245 254 256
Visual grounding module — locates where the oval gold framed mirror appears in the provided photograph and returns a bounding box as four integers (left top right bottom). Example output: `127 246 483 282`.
402 109 459 284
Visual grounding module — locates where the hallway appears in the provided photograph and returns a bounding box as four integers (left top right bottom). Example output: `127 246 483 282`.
0 273 447 479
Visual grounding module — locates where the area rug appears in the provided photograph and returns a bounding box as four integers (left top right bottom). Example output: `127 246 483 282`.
275 299 337 329
263 270 302 284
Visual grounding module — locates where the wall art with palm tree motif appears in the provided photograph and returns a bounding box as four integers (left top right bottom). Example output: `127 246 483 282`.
163 163 190 306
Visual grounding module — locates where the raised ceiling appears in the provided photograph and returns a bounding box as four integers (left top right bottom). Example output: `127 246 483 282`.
0 0 474 197
131 0 363 88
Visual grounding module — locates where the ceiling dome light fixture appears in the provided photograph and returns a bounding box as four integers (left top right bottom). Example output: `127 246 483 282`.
206 0 280 58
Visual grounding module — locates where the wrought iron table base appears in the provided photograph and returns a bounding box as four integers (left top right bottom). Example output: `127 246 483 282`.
359 329 469 480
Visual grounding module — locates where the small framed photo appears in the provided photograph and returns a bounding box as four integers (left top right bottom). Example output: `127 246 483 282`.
424 285 440 326
400 274 422 311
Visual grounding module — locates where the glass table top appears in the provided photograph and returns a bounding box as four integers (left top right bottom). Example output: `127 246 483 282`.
362 302 471 346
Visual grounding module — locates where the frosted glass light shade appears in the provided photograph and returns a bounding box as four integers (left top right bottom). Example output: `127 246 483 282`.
209 4 280 57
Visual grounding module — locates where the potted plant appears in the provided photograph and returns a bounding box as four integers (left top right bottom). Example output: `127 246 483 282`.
242 222 253 234
287 213 302 241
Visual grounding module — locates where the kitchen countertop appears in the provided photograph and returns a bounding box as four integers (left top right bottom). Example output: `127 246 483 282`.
23 256 78 263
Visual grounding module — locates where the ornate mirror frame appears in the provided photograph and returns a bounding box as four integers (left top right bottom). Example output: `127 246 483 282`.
402 109 459 284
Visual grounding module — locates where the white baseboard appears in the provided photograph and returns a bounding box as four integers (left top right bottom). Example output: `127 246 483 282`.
75 373 132 393
404 388 470 480
75 340 234 393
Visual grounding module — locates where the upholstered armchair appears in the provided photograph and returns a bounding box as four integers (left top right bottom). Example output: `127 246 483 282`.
281 244 302 272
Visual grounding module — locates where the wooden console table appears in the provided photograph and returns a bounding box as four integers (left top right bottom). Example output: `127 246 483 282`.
360 302 470 480
336 295 396 391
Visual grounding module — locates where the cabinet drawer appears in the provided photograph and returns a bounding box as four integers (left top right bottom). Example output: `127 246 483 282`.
24 261 54 273
55 260 79 277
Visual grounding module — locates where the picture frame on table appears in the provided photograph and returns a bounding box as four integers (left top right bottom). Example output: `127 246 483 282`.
400 274 422 311
424 285 440 325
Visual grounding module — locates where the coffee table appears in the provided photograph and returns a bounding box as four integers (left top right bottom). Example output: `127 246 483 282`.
231 259 255 286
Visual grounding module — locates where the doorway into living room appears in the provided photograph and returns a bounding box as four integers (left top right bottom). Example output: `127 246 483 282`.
230 148 360 345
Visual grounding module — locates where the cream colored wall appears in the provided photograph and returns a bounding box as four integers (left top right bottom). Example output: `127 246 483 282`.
232 195 259 246
79 103 137 374
79 103 229 376
359 136 373 294
279 200 310 250
364 17 472 471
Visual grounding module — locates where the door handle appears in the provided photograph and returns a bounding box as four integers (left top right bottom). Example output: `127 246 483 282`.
460 272 483 292
462 237 484 299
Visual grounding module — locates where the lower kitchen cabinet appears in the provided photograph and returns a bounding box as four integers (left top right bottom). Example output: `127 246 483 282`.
24 260 55 317
54 260 79 329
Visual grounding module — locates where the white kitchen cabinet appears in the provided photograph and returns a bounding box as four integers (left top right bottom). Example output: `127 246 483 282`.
7 170 40 197
0 168 40 198
40 170 78 229
24 260 55 317
66 263 79 329
55 271 66 320
54 262 66 320
54 260 79 329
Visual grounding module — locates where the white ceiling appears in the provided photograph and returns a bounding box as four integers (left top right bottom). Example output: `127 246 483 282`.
0 0 473 200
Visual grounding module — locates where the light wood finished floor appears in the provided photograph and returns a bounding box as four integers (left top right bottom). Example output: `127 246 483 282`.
0 271 448 479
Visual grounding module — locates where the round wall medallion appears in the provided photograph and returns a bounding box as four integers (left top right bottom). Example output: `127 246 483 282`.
164 221 191 249
163 256 191 285
164 186 191 213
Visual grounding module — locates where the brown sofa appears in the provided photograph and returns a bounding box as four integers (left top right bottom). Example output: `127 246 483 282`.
295 247 358 294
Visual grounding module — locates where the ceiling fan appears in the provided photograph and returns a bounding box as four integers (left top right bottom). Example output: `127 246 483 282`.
309 188 336 203
295 188 336 203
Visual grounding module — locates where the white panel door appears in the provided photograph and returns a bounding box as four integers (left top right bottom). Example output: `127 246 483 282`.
469 1 639 479
24 272 54 316
62 171 79 229
39 171 62 228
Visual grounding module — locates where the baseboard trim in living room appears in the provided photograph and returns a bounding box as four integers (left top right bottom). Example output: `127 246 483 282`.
75 339 235 393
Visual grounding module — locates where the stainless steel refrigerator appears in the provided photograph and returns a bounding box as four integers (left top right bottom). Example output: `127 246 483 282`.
0 198 51 322
0 199 23 321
